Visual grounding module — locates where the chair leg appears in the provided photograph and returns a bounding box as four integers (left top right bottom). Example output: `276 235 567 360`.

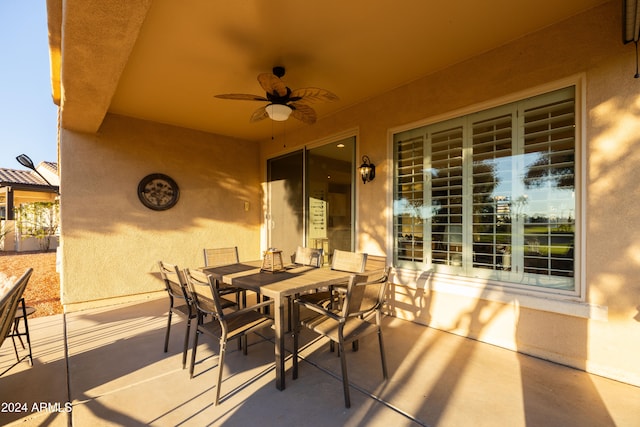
182 318 192 369
378 329 388 379
21 309 33 366
10 316 22 362
12 318 25 349
329 291 336 353
10 334 20 362
164 308 173 353
189 328 200 379
338 340 351 408
214 339 227 406
10 300 33 365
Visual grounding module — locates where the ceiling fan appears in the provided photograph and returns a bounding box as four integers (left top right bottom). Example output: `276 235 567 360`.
214 66 338 124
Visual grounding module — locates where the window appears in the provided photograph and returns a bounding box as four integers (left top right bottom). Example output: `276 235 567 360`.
393 86 577 293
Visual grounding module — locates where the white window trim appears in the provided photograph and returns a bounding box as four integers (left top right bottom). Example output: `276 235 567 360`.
386 74 590 316
393 267 606 320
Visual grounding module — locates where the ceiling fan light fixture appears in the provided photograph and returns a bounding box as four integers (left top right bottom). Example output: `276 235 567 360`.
266 104 292 121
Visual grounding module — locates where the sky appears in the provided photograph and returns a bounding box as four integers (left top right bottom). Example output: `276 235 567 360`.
0 2 59 170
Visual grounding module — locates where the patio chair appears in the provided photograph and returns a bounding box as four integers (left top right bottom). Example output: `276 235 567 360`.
286 246 324 329
184 268 274 406
203 247 247 307
297 249 367 308
159 261 236 368
292 267 391 408
331 249 367 273
364 254 387 272
297 250 369 353
291 246 323 267
352 254 387 351
0 268 34 376
159 261 195 368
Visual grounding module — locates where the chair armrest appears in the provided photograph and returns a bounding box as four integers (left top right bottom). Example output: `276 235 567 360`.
354 269 388 284
225 300 274 319
295 298 343 322
346 307 379 319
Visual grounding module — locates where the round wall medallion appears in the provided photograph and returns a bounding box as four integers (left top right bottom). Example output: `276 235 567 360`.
137 173 179 211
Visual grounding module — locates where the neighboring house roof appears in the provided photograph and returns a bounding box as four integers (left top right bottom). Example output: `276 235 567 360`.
39 161 58 176
0 163 59 191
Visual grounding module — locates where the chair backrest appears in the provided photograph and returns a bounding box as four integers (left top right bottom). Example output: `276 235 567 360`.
203 247 239 267
293 246 323 267
331 249 367 273
364 254 387 272
183 268 225 318
0 268 33 351
158 261 189 301
341 267 391 319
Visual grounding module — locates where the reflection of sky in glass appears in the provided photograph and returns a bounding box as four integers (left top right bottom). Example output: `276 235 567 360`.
478 152 574 220
393 198 432 220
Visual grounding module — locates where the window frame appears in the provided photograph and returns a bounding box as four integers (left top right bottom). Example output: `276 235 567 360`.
388 75 586 303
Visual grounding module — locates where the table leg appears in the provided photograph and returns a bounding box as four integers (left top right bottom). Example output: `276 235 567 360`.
273 295 286 390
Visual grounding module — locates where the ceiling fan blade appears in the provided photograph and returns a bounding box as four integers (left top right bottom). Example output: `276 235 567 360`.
258 73 288 97
289 87 339 104
290 103 317 124
215 93 268 101
250 106 269 122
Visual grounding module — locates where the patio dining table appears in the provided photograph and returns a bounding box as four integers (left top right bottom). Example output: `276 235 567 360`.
200 261 353 390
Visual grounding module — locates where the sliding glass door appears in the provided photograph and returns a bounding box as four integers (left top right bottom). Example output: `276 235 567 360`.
266 136 355 263
306 137 355 263
267 150 304 260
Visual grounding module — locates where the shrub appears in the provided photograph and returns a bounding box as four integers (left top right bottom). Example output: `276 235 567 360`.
14 201 60 251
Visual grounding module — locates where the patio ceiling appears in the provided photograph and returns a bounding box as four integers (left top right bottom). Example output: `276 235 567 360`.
47 0 610 141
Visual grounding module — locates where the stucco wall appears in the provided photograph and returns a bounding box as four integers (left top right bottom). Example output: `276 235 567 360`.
60 114 261 309
259 1 640 386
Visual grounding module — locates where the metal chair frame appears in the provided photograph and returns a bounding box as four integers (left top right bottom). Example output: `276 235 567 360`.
293 267 391 408
158 261 197 369
203 247 247 308
0 268 34 377
185 268 274 406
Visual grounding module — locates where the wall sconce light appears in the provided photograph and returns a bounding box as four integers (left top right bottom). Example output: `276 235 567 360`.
359 155 376 184
265 103 293 121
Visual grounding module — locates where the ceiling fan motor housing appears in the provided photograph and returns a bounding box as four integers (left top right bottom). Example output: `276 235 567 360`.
266 86 293 104
272 66 286 78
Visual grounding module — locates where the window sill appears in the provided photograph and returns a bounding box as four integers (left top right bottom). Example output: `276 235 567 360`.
393 268 607 321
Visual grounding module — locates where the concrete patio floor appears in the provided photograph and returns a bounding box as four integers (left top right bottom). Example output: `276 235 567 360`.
1 296 639 427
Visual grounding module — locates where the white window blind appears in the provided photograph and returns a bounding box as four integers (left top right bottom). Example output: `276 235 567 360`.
394 135 425 265
472 113 513 272
521 95 575 281
393 86 576 293
430 126 464 267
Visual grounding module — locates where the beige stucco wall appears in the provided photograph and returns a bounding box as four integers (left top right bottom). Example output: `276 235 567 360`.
57 1 639 387
259 2 640 386
59 113 261 309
